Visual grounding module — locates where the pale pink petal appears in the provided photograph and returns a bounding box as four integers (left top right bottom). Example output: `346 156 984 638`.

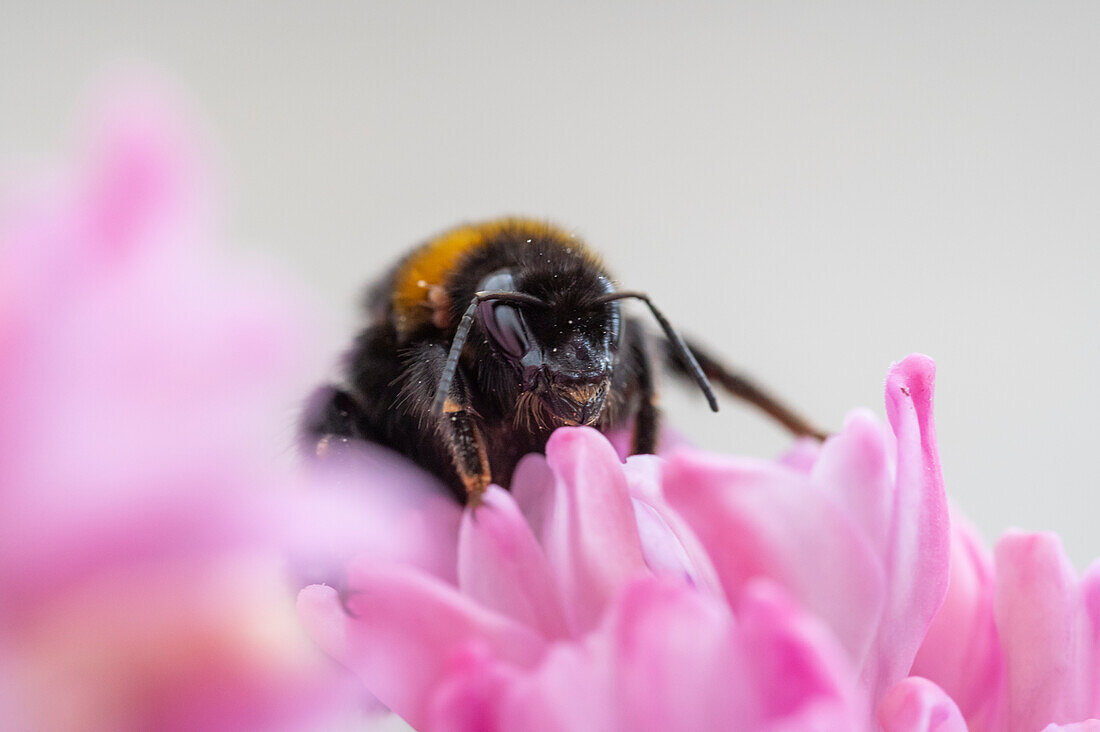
1082 561 1100 716
863 354 951 703
877 677 967 732
777 437 822 473
527 427 650 633
624 455 724 598
458 486 570 638
662 449 885 671
811 408 893 557
1043 722 1100 732
298 568 545 730
622 453 665 502
301 441 462 584
510 451 557 546
994 531 1091 731
610 579 746 731
496 643 613 732
911 511 1003 728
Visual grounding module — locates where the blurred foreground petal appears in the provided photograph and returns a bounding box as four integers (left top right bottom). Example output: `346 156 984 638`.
0 83 361 730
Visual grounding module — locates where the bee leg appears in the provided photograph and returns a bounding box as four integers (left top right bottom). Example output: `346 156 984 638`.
439 396 492 503
625 319 661 455
401 341 492 502
674 338 829 441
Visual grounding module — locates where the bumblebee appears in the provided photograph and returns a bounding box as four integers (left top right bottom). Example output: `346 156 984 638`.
304 218 825 501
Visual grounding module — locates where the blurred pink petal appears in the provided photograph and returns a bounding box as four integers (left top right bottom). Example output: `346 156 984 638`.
300 438 462 584
776 436 822 473
911 511 1004 728
0 85 358 730
1044 722 1100 732
994 531 1099 731
877 677 967 732
299 567 546 730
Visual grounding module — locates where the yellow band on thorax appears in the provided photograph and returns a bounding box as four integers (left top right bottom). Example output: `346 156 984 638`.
391 217 586 330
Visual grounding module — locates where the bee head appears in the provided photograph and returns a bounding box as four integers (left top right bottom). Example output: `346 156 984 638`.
473 268 619 426
431 260 715 425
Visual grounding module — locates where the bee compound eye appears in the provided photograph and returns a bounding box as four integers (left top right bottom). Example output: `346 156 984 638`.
479 301 530 360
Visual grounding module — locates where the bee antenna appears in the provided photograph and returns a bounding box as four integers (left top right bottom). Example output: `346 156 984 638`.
431 291 547 416
595 291 719 412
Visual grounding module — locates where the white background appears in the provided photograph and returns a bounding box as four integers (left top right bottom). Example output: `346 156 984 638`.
3 2 1098 566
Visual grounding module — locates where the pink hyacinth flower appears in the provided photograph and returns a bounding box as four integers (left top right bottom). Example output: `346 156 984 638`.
299 355 956 730
299 442 863 730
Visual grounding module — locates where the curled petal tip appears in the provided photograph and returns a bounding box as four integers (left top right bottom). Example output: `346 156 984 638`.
886 353 936 403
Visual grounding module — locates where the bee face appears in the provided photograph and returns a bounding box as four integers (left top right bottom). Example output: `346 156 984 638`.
476 268 619 425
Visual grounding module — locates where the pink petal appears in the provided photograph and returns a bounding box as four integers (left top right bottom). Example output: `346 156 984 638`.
733 580 862 730
1043 722 1100 732
662 448 885 671
910 511 1003 728
458 486 570 638
496 643 613 732
877 677 967 732
302 441 462 584
1082 561 1100 716
863 354 951 703
522 427 650 633
427 645 515 732
609 579 746 731
510 451 557 547
623 455 724 597
777 437 822 473
811 408 893 558
490 578 861 732
298 567 545 730
430 619 612 732
994 531 1092 731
